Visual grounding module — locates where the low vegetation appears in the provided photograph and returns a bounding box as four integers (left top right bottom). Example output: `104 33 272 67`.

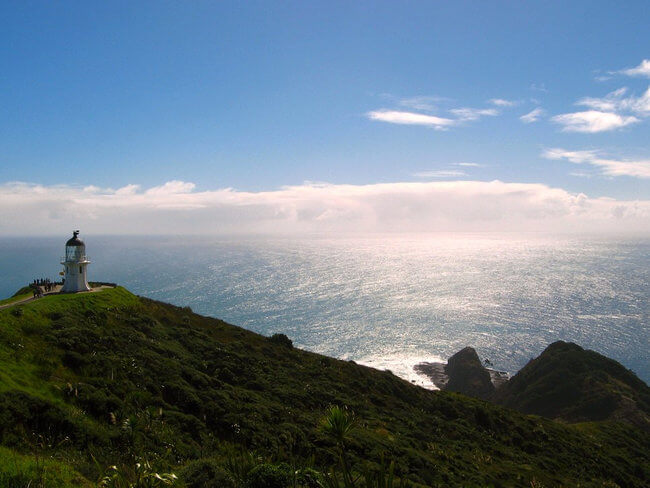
494 341 650 430
0 287 647 486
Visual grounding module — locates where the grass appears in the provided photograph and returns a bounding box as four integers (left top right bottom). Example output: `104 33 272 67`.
0 292 33 307
0 445 92 487
0 286 647 487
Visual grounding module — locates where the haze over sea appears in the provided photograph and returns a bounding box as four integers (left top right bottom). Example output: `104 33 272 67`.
2 234 648 386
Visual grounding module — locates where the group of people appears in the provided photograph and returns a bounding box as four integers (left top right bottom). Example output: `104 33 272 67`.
30 278 57 297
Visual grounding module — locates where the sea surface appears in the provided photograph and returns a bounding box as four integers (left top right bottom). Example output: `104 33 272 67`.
1 234 648 386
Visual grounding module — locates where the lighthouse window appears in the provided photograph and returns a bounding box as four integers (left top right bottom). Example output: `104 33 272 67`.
79 266 82 273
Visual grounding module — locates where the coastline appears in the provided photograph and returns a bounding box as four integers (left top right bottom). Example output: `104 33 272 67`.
414 360 510 390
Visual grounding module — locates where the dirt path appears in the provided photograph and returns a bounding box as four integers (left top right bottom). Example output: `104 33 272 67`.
0 295 39 310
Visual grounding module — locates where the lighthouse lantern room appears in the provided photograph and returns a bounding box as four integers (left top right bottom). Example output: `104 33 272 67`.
61 230 91 293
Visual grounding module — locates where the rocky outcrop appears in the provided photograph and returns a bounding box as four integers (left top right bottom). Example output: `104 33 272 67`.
415 347 497 399
493 341 650 431
444 347 495 400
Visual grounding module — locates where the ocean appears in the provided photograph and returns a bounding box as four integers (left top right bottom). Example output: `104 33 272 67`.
1 234 648 386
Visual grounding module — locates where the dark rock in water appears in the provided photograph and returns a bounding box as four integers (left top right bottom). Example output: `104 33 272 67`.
488 369 510 389
415 354 509 394
414 362 448 389
444 347 495 400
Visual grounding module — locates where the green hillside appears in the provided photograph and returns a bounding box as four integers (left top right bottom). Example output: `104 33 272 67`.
0 287 648 487
494 341 650 430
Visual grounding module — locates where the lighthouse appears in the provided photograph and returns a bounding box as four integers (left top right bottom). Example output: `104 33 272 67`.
61 230 91 293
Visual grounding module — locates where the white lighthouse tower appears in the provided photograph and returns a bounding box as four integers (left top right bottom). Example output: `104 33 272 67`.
61 230 91 293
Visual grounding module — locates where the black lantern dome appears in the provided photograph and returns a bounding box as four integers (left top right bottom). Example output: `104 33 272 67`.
66 230 85 247
64 231 87 262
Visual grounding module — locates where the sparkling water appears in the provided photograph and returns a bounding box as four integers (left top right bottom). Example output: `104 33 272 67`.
1 234 648 386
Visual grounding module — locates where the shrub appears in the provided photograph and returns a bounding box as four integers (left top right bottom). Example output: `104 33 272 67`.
180 459 235 488
63 350 89 371
269 334 293 349
0 391 93 448
245 462 292 488
296 468 322 488
98 462 177 487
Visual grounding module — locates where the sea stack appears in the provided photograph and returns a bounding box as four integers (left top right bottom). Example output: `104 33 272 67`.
444 347 495 400
60 230 91 293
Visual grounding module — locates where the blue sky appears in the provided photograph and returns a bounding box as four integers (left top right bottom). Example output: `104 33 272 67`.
1 1 649 235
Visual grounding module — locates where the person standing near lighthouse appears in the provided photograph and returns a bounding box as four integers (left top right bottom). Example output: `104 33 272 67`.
61 230 91 293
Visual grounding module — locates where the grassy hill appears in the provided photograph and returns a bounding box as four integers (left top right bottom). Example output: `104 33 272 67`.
0 287 648 487
494 341 650 431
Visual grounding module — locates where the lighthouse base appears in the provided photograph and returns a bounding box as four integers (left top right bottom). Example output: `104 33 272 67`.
61 262 91 293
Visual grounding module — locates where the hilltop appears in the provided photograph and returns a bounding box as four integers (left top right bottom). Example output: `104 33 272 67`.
0 287 648 487
494 341 650 430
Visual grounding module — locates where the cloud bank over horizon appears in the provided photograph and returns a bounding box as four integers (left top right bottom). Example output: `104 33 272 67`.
1 179 648 237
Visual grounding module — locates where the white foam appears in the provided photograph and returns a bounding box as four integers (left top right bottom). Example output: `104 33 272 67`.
355 353 445 390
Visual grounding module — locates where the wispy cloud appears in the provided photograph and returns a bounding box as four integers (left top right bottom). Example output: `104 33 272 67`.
489 98 516 107
530 83 548 93
520 107 545 123
619 59 650 78
454 162 483 167
543 148 650 178
0 180 647 236
576 87 650 115
594 74 613 82
576 87 629 112
367 96 501 130
367 110 457 130
569 171 593 178
551 110 639 133
449 107 498 121
397 96 448 111
413 170 467 178
552 86 650 132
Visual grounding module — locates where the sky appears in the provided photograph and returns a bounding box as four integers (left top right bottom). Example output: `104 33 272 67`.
1 1 649 235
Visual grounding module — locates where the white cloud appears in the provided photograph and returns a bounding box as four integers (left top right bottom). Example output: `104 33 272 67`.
367 105 498 129
115 184 140 196
619 59 650 78
624 87 650 115
489 98 516 107
368 95 501 130
520 107 545 123
576 87 650 116
569 171 593 178
550 110 639 133
397 96 447 111
413 170 467 178
552 86 650 133
0 180 647 236
145 180 196 195
543 148 650 179
449 107 498 121
454 162 483 167
367 110 457 130
577 87 628 112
